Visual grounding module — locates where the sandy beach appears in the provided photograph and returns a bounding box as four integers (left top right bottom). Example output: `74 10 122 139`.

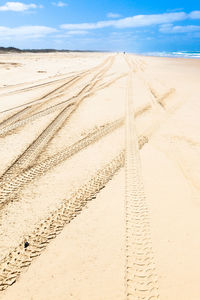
0 52 200 299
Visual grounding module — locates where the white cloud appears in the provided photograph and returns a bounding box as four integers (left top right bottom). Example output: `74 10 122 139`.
0 2 41 12
0 26 57 39
189 11 200 19
54 30 88 38
61 12 187 30
160 24 200 33
107 12 121 19
61 20 115 30
115 12 187 28
67 30 88 35
52 1 68 7
167 8 184 13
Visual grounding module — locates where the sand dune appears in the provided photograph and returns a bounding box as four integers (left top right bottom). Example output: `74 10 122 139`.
0 52 199 299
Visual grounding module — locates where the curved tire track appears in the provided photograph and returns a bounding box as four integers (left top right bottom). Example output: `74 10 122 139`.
0 151 124 291
0 56 111 98
0 71 120 137
0 73 74 97
0 56 115 187
0 104 76 186
0 56 113 130
0 118 124 207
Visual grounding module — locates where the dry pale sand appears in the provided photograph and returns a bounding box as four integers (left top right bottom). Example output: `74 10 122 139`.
0 52 199 299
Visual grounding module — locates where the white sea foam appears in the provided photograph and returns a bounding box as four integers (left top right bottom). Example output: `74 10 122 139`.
142 51 200 58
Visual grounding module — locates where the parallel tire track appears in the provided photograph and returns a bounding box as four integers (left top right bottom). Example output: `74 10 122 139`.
0 74 81 123
0 73 74 97
0 71 121 137
0 118 124 207
0 150 124 291
0 104 76 186
0 57 115 185
0 56 112 114
0 56 110 98
0 107 32 131
0 56 114 137
127 55 176 110
0 97 75 137
0 75 81 131
0 57 112 130
125 72 159 300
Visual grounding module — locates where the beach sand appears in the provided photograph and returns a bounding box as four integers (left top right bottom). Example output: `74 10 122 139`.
0 52 199 299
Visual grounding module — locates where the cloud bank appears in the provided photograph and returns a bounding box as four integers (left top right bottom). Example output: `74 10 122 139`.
61 11 200 30
0 9 199 43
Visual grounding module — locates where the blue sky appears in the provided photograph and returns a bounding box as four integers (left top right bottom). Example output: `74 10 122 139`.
0 0 200 52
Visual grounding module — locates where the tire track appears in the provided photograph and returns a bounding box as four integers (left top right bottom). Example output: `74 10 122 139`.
0 107 32 130
0 99 74 137
0 150 125 291
0 57 115 185
0 74 80 116
125 72 159 300
0 73 73 97
0 67 85 95
0 118 124 207
0 104 75 185
0 74 83 132
0 118 148 209
134 103 152 118
127 55 176 110
0 56 113 130
148 86 176 108
0 72 126 137
97 73 128 90
0 56 110 98
0 75 81 131
156 88 176 108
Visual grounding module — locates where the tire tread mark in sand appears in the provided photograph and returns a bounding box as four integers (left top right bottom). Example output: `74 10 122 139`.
0 75 82 129
0 99 74 137
0 73 73 97
0 72 126 137
127 55 176 109
148 86 175 108
0 105 75 185
0 151 124 291
0 74 80 134
0 74 81 116
0 56 114 136
0 107 32 130
0 56 111 98
0 57 115 185
0 119 148 209
0 68 87 96
125 72 159 299
0 118 124 207
0 56 113 130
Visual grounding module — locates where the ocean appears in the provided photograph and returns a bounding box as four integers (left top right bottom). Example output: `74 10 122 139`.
142 51 200 58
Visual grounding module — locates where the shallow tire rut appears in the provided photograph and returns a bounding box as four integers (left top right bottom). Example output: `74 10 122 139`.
0 118 123 207
125 72 159 300
0 56 114 136
0 56 115 187
0 151 124 291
